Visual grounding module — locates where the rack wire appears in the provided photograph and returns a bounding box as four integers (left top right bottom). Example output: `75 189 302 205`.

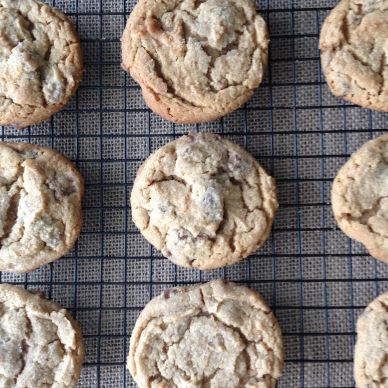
0 0 387 387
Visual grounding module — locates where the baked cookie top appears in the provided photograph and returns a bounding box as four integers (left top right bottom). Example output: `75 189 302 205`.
0 0 83 128
0 284 84 388
354 291 388 387
0 142 83 273
320 0 388 111
131 133 277 270
332 134 388 263
121 0 268 123
128 280 284 388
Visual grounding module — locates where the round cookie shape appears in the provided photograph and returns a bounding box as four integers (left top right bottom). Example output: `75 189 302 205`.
332 134 388 263
121 0 269 124
128 280 284 388
0 142 84 273
354 291 388 387
0 0 83 128
320 0 388 112
131 132 278 270
0 284 84 387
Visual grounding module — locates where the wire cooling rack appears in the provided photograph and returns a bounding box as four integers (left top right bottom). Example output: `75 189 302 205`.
0 0 387 387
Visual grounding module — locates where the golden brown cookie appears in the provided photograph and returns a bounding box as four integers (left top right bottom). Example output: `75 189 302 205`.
128 280 284 388
354 291 388 387
0 284 84 388
332 134 388 263
131 132 278 270
0 142 84 273
320 0 388 111
0 0 83 128
121 0 269 123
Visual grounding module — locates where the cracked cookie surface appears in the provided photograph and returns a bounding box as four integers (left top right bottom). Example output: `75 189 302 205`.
0 0 83 128
0 284 84 388
320 0 388 111
121 0 268 123
128 280 284 388
332 134 388 263
131 132 278 270
354 291 388 387
0 142 83 273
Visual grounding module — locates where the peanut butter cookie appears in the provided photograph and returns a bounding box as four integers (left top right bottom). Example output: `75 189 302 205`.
121 0 269 123
320 0 388 111
0 283 84 388
0 0 83 128
332 134 388 263
128 280 284 388
0 142 83 273
131 132 277 270
354 291 388 387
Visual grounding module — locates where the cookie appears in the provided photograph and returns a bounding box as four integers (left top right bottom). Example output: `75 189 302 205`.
128 280 284 388
320 0 388 112
0 142 84 273
354 291 388 387
131 132 277 270
332 134 388 263
0 283 84 388
121 0 268 124
0 0 83 128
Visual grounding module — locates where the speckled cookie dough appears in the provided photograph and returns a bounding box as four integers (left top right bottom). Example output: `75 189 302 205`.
354 291 388 387
128 280 284 388
131 132 278 270
121 0 269 123
320 0 388 111
0 284 84 388
0 0 83 128
332 134 388 263
0 142 83 273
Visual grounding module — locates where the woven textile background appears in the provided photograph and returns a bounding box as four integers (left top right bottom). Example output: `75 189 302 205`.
0 0 387 387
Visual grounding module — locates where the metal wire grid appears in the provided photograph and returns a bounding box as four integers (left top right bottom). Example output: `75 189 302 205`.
0 0 387 387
